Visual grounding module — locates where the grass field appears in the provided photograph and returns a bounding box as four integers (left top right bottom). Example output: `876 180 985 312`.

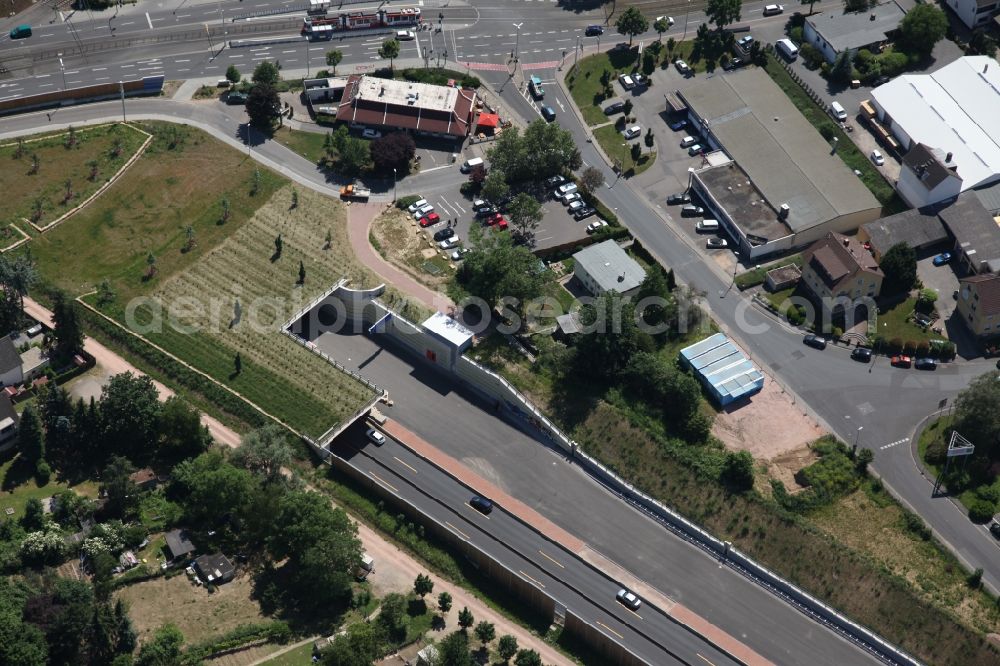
1 124 147 230
0 451 98 521
593 125 656 177
876 296 937 346
258 641 314 665
566 49 640 126
116 573 266 646
271 126 329 165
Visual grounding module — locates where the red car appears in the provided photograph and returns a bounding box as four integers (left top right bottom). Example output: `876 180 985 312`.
486 213 508 230
418 212 441 227
891 355 912 368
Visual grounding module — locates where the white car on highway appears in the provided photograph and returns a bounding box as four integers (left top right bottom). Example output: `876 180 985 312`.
366 428 386 446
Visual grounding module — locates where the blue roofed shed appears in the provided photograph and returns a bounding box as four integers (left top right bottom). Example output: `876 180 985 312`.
679 333 764 406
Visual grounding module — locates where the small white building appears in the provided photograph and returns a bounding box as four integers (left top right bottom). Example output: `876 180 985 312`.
0 337 23 388
942 0 1000 29
803 2 905 64
572 240 646 298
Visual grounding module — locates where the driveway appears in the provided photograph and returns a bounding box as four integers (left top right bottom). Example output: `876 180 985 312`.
917 255 961 323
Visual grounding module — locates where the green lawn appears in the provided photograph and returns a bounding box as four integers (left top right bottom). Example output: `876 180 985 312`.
593 125 656 177
735 254 803 290
762 55 903 211
875 296 937 346
917 415 997 514
764 286 796 311
566 49 640 126
271 126 329 165
259 641 315 666
0 452 98 521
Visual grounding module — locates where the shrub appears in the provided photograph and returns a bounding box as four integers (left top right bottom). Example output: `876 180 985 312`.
888 337 903 354
459 181 479 196
818 123 836 141
902 339 917 354
915 341 930 357
968 499 996 523
939 342 957 361
832 326 843 339
976 484 1000 505
903 512 932 540
924 436 948 465
35 459 52 485
967 567 984 589
396 194 420 210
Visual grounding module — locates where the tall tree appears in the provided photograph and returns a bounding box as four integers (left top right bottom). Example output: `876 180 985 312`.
438 591 453 614
579 166 604 193
498 635 519 663
100 456 139 519
159 396 210 463
18 403 45 464
575 292 642 376
486 120 581 181
898 3 947 57
369 132 416 173
337 137 370 176
251 60 280 86
482 169 510 204
653 16 670 41
879 242 917 296
615 6 649 46
954 371 1000 459
0 252 38 312
831 51 854 83
172 452 257 528
437 630 474 666
457 607 475 631
225 64 241 83
325 49 343 74
231 425 292 483
100 372 161 462
413 573 434 598
246 82 280 130
706 0 742 30
378 39 401 72
507 193 544 244
457 226 546 315
474 620 496 646
135 624 184 666
39 385 73 464
514 649 543 666
51 290 83 361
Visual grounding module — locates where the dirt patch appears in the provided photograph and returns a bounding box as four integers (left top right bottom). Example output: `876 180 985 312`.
767 447 819 493
116 572 266 646
712 378 825 461
370 208 451 288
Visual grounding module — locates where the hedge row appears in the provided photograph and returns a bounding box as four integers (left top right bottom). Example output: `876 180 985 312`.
181 621 292 665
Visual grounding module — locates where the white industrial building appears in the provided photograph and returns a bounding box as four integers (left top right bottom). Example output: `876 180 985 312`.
572 240 646 297
870 56 1000 208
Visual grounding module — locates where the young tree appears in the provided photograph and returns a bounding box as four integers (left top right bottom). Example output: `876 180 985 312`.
653 16 670 41
231 425 293 483
184 225 196 252
291 188 298 208
706 0 742 30
220 197 231 223
251 60 281 86
274 233 283 258
101 455 140 519
630 141 642 163
337 137 371 176
297 260 306 285
580 166 604 193
51 290 83 361
507 192 544 243
438 591 453 614
252 168 262 195
325 49 343 74
29 152 39 174
378 38 401 72
96 278 116 306
666 36 677 57
615 6 649 46
324 228 333 250
413 573 434 598
369 132 416 173
642 49 656 76
831 51 854 83
880 242 917 295
497 635 519 663
22 497 46 531
145 251 157 279
225 64 241 84
856 447 875 472
482 169 510 204
0 251 39 312
474 620 495 646
246 82 280 129
159 396 211 462
135 624 184 666
898 3 947 57
514 649 543 666
457 606 475 631
437 630 474 666
722 450 755 491
644 127 655 150
233 352 242 376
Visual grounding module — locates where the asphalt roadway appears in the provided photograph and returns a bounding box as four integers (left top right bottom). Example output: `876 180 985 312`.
337 421 741 666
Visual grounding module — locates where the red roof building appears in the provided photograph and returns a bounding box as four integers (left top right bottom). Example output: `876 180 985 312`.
335 75 477 139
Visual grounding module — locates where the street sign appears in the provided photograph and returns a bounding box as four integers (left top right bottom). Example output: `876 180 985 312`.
946 430 974 458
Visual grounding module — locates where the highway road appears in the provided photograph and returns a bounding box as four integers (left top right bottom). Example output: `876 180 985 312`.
337 422 742 666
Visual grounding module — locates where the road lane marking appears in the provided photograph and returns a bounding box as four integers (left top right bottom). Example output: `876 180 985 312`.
145 12 153 30
880 437 908 450
368 471 398 493
518 570 546 588
595 620 623 639
444 521 470 540
464 504 490 519
538 550 564 568
623 606 643 620
696 655 717 666
393 456 418 474
93 67 107 71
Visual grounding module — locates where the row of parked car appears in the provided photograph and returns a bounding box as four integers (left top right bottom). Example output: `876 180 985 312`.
803 334 939 369
546 175 600 224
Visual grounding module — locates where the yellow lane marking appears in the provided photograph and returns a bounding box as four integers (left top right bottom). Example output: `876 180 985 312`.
624 606 643 620
368 471 398 493
596 620 624 640
696 654 717 666
393 456 418 474
445 521 471 540
538 549 565 568
518 570 546 589
465 504 491 519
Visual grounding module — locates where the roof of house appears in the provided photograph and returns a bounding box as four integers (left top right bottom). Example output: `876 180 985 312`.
805 2 905 53
765 264 802 284
194 553 235 581
939 193 1000 272
902 143 962 192
422 312 474 349
573 240 647 294
164 529 196 559
335 75 477 138
802 232 883 290
19 346 47 374
961 273 1000 316
0 393 18 429
861 206 949 256
679 68 880 235
872 56 1000 192
0 336 21 375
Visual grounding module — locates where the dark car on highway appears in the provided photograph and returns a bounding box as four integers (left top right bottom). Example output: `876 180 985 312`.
851 347 872 362
432 227 455 242
803 334 827 350
915 357 937 370
585 25 604 36
469 495 493 515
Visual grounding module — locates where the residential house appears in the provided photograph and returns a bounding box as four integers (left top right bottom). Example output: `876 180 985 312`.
896 144 964 210
194 553 235 584
800 232 884 312
803 2 905 64
956 273 1000 338
572 240 647 298
0 393 19 453
0 336 23 388
164 529 197 561
943 0 1000 29
19 346 49 383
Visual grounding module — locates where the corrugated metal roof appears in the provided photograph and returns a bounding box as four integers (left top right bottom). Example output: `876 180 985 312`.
680 333 764 405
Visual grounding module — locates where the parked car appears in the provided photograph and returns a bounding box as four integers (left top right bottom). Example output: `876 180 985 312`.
618 74 636 90
418 212 441 227
616 588 642 611
469 495 494 515
674 59 691 74
587 219 609 233
723 57 744 71
669 119 688 131
680 205 704 217
873 75 891 87
432 227 455 242
738 35 754 49
545 175 567 188
438 236 460 250
413 204 434 220
556 182 578 198
655 15 675 26
803 334 827 350
451 248 471 261
667 192 691 205
407 198 428 213
688 144 703 156
706 237 728 249
891 355 912 368
989 519 1000 539
851 347 873 362
366 428 386 446
225 91 248 105
915 357 937 370
540 106 556 122
362 128 382 139
561 192 581 205
604 101 626 115
567 200 585 213
762 3 784 15
933 252 952 266
585 25 604 36
623 125 641 140
486 213 508 230
871 149 885 166
574 206 597 221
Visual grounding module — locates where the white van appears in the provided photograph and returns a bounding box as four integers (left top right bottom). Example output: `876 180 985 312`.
776 38 798 61
460 157 484 173
355 553 375 580
556 182 578 199
696 219 719 232
680 136 698 148
830 101 848 122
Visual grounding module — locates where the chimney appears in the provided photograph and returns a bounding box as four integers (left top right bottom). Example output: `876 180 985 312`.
946 152 953 163
843 238 850 247
870 12 876 20
618 272 625 282
985 63 989 74
778 203 790 219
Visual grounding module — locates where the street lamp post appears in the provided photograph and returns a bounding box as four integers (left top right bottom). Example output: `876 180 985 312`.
573 35 581 69
683 0 692 41
854 426 863 456
392 168 397 202
58 55 67 90
513 22 523 64
119 81 126 122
